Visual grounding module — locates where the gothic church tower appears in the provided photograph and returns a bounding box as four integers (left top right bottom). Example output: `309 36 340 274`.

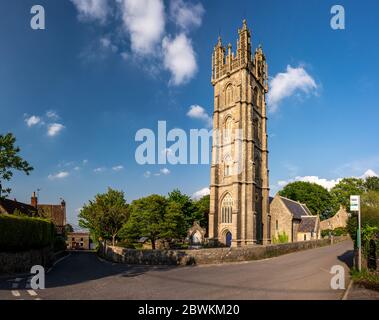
209 20 270 246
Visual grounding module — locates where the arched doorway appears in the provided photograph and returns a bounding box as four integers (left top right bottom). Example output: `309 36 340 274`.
225 231 232 247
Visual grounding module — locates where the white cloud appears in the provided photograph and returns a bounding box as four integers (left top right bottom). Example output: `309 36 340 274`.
83 159 88 165
276 169 379 191
112 165 124 171
46 110 59 120
47 123 65 137
361 169 378 179
119 0 165 56
100 37 118 52
162 33 197 86
48 171 69 180
160 167 170 175
267 65 317 113
74 166 81 171
187 105 212 127
277 176 341 191
94 167 106 173
25 115 41 127
170 0 205 32
192 187 210 200
120 52 129 60
144 171 151 178
71 0 110 24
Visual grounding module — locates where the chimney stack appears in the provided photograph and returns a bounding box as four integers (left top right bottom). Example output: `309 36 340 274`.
31 192 38 208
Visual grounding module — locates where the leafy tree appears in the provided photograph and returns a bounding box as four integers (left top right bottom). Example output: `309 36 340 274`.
347 191 379 245
64 224 74 233
121 195 167 250
0 133 33 198
167 189 196 229
365 176 379 192
161 201 187 240
79 188 129 246
330 178 365 209
193 195 210 229
279 181 339 220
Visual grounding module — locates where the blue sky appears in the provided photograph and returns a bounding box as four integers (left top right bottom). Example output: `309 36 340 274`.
1 0 378 227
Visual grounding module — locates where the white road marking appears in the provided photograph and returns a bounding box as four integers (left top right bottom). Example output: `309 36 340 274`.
27 290 38 296
11 290 21 297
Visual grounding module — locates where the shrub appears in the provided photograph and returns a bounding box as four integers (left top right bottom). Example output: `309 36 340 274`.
272 232 289 244
0 214 55 251
321 227 348 238
54 236 67 252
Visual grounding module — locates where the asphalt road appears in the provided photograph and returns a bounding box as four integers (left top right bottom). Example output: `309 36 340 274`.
0 241 354 300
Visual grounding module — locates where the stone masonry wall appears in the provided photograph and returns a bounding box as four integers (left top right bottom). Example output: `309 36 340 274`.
100 236 350 266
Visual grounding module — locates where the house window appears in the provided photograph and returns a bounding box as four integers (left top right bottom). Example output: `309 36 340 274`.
72 237 75 241
221 194 233 224
276 220 279 231
81 238 83 241
304 234 307 241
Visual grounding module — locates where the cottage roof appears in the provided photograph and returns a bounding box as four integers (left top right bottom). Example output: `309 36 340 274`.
298 216 318 233
280 196 311 219
0 198 37 216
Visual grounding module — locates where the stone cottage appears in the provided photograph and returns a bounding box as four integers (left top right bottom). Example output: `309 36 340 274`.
270 194 321 242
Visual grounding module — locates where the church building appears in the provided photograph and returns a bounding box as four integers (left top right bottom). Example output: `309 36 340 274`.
208 20 270 247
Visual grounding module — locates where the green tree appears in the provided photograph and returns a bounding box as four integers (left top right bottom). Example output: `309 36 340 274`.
347 191 379 245
193 195 210 229
0 133 33 198
167 189 196 229
79 188 129 246
330 178 365 209
64 224 74 234
121 195 167 250
279 181 339 220
161 201 187 240
365 176 379 192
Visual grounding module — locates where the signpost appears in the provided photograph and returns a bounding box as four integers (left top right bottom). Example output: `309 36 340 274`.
350 195 361 271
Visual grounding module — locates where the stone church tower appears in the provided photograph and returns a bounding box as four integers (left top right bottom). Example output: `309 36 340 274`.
208 20 270 247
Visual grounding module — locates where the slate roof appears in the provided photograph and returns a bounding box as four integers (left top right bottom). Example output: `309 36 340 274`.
298 216 318 233
280 196 311 220
0 198 38 216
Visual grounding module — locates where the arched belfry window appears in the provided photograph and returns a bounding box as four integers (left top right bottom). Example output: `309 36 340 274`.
221 193 233 224
226 85 233 106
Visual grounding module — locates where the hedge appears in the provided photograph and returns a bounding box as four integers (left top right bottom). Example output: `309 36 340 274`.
0 214 56 251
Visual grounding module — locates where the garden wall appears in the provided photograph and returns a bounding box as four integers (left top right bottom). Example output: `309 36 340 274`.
100 236 350 266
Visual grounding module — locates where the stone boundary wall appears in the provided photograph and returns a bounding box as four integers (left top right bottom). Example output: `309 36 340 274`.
0 246 54 274
100 236 350 266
